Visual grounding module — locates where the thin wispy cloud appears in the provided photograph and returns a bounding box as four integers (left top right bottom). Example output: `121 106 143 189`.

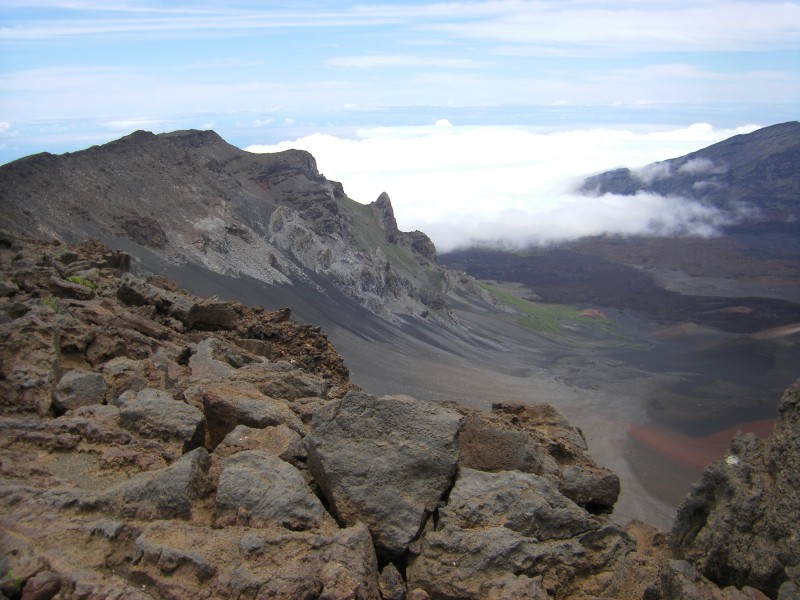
424 1 800 53
2 1 797 52
326 55 486 69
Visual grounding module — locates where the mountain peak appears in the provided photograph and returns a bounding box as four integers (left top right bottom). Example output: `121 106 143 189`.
371 192 399 242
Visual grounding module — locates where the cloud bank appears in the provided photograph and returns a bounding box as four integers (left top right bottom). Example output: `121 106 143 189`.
249 122 759 252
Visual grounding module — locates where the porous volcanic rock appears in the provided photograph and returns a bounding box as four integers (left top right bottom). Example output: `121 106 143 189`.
215 449 334 530
455 401 621 513
117 387 206 451
669 379 800 598
52 368 107 413
305 391 463 559
182 379 303 448
131 520 380 599
97 447 212 521
442 468 600 540
406 466 633 599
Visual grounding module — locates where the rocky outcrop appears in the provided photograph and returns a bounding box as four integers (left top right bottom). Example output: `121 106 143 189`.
0 235 672 599
215 449 334 530
665 379 800 599
406 466 634 599
455 402 621 513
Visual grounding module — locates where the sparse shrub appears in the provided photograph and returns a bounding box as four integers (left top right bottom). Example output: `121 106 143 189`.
67 275 97 290
1 569 24 596
42 295 59 311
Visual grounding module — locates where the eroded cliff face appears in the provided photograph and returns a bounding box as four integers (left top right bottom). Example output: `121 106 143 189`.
0 235 665 600
0 130 490 325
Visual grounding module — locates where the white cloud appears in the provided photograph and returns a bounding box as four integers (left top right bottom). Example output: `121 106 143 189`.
246 122 761 251
421 191 738 250
633 162 672 184
0 121 11 135
678 157 726 175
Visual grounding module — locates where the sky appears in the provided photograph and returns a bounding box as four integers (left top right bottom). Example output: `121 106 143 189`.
1 1 798 248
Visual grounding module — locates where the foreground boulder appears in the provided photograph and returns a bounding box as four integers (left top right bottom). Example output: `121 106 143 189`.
305 391 463 559
118 387 206 451
97 447 212 520
215 449 334 530
406 467 634 599
455 402 621 513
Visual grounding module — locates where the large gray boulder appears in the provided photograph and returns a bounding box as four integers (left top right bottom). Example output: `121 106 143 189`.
442 468 599 541
215 450 333 530
671 379 800 598
305 392 462 559
183 380 303 448
407 466 632 599
457 404 620 513
52 369 107 413
98 447 211 520
118 388 205 450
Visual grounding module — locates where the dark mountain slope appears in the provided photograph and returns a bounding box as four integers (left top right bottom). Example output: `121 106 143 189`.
441 246 800 334
579 121 800 221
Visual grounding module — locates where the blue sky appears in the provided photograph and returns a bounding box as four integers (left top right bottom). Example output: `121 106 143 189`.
1 1 798 247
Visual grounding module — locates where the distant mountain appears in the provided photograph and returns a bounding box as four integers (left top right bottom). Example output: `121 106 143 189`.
0 129 489 326
443 121 800 331
579 121 800 223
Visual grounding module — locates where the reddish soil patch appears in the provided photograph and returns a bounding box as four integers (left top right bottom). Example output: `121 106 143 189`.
628 419 776 472
578 308 606 319
753 322 800 340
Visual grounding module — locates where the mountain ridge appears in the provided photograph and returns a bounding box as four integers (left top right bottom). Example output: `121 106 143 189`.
0 128 486 326
578 121 800 222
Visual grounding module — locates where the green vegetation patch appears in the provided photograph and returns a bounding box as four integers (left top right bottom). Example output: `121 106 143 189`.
478 281 605 335
67 275 97 290
337 195 430 275
41 296 60 311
